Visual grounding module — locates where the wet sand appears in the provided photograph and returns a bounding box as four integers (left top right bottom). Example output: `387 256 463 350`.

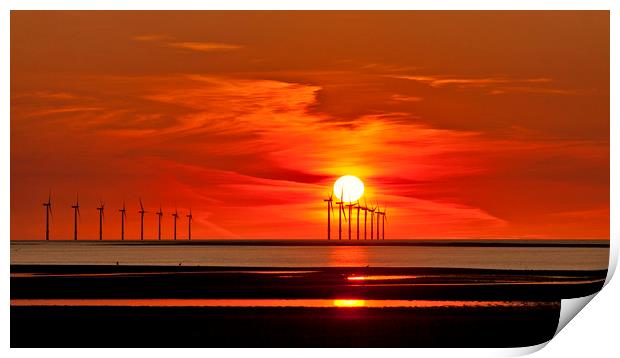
10 265 606 300
10 265 605 347
12 305 560 347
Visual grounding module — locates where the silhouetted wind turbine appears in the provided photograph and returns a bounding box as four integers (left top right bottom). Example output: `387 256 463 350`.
172 209 179 240
71 195 80 241
355 201 361 240
369 204 377 240
187 209 193 240
97 201 105 241
375 205 383 241
362 199 368 240
119 202 127 241
43 191 52 241
346 201 356 240
335 188 347 240
381 206 388 240
323 192 335 240
139 198 146 240
156 205 163 240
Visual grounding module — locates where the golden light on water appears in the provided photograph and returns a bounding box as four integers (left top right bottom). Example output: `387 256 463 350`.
333 175 364 202
333 299 366 307
347 275 419 281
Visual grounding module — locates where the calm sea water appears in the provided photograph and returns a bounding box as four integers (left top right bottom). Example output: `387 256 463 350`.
10 241 608 270
10 298 559 308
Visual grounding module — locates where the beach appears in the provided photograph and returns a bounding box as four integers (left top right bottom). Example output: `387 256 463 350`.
10 241 608 347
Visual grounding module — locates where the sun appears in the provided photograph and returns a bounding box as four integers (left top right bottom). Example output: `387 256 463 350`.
333 175 364 202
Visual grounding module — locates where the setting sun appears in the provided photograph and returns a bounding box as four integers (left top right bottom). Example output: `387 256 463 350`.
333 175 364 203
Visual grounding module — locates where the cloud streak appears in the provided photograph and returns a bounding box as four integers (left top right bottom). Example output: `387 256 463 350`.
132 34 242 53
393 74 575 95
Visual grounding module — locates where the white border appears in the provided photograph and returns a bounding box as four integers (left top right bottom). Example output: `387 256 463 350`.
3 1 617 357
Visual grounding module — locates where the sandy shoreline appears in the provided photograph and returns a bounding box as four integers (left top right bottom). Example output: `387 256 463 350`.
11 265 606 300
12 264 600 347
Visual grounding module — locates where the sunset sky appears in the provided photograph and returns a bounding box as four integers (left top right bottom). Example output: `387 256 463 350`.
10 11 609 240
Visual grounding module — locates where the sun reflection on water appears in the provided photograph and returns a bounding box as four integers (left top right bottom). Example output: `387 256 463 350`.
329 246 369 266
333 299 366 307
347 275 418 281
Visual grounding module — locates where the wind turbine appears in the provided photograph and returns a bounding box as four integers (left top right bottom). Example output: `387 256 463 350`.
362 199 368 240
172 209 179 240
119 202 127 241
71 195 80 241
345 201 356 240
375 205 383 241
187 209 193 241
323 192 335 240
43 191 52 241
355 201 361 240
138 198 146 240
97 201 105 241
156 205 163 240
334 188 347 240
382 206 388 240
369 204 377 240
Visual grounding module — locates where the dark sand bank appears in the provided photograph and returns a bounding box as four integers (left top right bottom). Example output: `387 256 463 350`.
11 265 602 347
11 304 560 347
11 265 606 300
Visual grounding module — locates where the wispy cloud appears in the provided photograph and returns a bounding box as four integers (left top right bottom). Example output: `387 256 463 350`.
391 94 423 102
132 34 242 53
168 41 242 52
26 106 104 117
392 74 578 96
395 75 552 87
489 86 573 95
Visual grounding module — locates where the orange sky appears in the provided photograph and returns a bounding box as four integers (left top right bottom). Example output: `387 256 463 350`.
10 11 609 240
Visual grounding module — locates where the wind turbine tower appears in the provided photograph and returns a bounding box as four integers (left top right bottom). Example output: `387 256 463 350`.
335 189 347 240
356 201 361 240
381 206 388 240
172 209 179 240
43 192 52 241
375 206 383 241
187 209 193 241
369 205 376 240
71 195 80 241
119 202 127 240
156 205 163 240
139 198 146 240
323 192 334 240
362 201 368 240
345 201 355 240
97 201 105 241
